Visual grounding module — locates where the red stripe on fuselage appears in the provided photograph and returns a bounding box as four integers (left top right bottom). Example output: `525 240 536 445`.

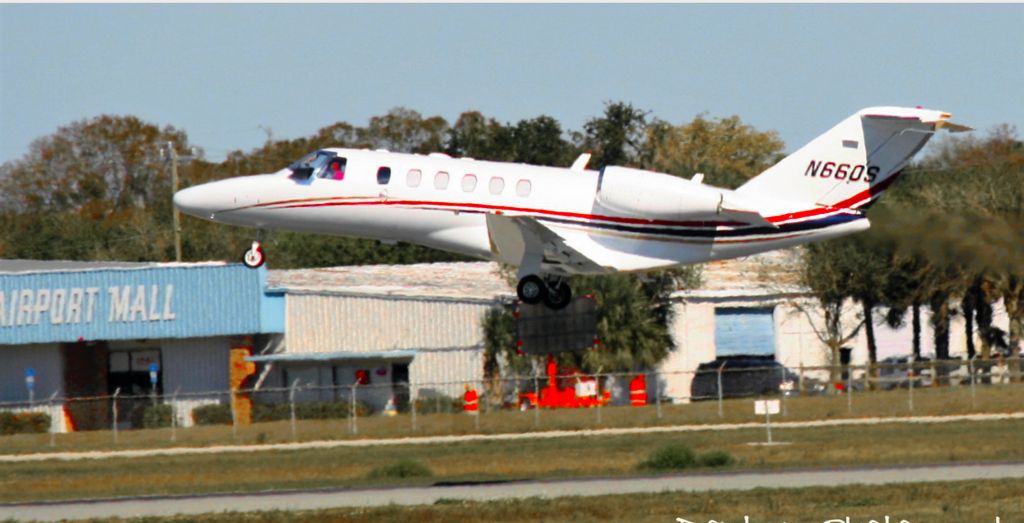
270 199 747 228
242 170 902 230
765 170 903 224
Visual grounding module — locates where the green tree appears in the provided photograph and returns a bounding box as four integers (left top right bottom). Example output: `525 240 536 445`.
643 114 785 189
446 111 512 161
799 240 867 389
578 101 649 168
0 115 190 261
356 107 448 154
482 267 700 378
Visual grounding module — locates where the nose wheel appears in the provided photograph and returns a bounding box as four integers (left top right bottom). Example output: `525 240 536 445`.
516 275 573 310
242 241 265 269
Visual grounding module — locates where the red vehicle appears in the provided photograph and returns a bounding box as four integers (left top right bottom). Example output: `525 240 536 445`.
519 355 610 409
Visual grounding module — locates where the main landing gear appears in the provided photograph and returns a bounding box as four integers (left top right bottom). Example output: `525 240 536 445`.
517 275 573 310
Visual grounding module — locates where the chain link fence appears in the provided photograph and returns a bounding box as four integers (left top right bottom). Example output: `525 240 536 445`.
1 357 1022 449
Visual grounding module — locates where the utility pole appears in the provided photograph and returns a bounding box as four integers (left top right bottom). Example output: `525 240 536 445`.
163 143 196 262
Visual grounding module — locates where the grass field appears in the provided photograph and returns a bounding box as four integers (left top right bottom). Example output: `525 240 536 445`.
2 417 1023 504
67 480 1024 523
3 383 1023 456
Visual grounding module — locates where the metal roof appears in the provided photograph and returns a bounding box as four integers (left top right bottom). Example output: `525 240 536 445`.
0 259 228 274
672 248 807 299
267 249 806 301
268 262 515 301
247 350 417 363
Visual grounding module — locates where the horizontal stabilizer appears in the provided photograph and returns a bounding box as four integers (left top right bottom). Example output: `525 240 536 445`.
718 195 779 229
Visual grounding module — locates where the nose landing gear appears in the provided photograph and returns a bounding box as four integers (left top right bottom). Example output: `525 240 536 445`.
516 275 573 310
242 241 265 268
242 230 267 269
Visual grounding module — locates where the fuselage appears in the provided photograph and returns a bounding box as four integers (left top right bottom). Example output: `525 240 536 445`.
174 147 869 274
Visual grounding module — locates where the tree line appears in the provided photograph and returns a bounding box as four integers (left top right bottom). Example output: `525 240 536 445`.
1 104 1020 376
801 126 1024 382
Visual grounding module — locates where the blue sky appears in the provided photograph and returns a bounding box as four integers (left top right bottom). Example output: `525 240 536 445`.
2 4 1022 165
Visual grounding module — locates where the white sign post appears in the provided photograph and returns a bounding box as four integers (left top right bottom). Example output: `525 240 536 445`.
754 399 780 444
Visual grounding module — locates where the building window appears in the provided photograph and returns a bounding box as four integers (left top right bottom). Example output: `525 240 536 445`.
406 169 422 187
461 174 478 192
377 166 391 185
489 176 505 195
515 179 532 197
434 171 450 189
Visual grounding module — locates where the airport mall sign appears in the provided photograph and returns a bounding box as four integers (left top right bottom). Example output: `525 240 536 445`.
1 285 177 327
0 264 283 345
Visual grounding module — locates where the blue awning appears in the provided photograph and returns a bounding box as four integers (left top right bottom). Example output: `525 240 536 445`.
246 350 417 363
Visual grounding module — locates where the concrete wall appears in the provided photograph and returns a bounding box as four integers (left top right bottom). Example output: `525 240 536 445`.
162 336 231 394
282 292 489 396
285 293 492 354
0 343 62 403
659 302 715 402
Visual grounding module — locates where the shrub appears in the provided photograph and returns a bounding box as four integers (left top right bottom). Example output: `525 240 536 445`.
252 403 291 423
143 404 173 429
251 400 373 422
413 394 462 414
192 404 232 425
698 449 735 467
0 411 51 435
637 444 735 472
638 444 697 471
367 459 433 479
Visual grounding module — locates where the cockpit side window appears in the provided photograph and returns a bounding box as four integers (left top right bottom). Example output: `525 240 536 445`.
288 150 340 181
322 158 348 180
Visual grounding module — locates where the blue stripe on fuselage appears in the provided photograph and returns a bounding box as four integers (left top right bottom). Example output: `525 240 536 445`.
537 212 864 239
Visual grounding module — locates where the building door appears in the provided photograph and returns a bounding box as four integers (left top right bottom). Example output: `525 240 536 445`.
715 307 776 357
391 363 410 410
61 341 110 431
108 349 161 429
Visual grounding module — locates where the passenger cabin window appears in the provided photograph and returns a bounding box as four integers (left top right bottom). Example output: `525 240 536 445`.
461 174 477 192
434 171 450 189
377 166 391 185
516 179 532 197
406 169 422 187
489 177 505 195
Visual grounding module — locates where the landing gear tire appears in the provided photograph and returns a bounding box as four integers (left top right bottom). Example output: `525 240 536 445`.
543 280 573 310
243 241 266 269
517 275 545 305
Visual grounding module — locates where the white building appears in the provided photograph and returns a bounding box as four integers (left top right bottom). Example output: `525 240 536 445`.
258 263 509 408
257 249 1011 408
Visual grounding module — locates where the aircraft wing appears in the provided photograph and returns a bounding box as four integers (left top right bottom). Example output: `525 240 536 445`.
485 213 616 274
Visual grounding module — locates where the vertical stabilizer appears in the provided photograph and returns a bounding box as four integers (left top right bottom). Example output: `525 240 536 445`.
736 107 966 211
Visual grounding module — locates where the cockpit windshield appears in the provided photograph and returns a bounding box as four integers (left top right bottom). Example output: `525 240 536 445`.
288 150 337 181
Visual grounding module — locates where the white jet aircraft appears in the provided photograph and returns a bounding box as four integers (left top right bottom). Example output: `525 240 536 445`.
174 106 968 309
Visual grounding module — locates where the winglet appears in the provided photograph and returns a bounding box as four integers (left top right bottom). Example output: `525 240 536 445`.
571 153 591 171
935 120 973 133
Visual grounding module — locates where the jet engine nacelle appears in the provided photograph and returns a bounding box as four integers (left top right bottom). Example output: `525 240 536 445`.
595 166 725 220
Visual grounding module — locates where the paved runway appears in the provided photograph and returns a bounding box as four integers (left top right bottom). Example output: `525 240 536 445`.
3 462 1023 522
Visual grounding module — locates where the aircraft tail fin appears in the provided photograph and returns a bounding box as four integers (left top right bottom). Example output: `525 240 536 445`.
735 107 969 211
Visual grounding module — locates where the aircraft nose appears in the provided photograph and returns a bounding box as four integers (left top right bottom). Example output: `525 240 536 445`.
174 184 221 219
